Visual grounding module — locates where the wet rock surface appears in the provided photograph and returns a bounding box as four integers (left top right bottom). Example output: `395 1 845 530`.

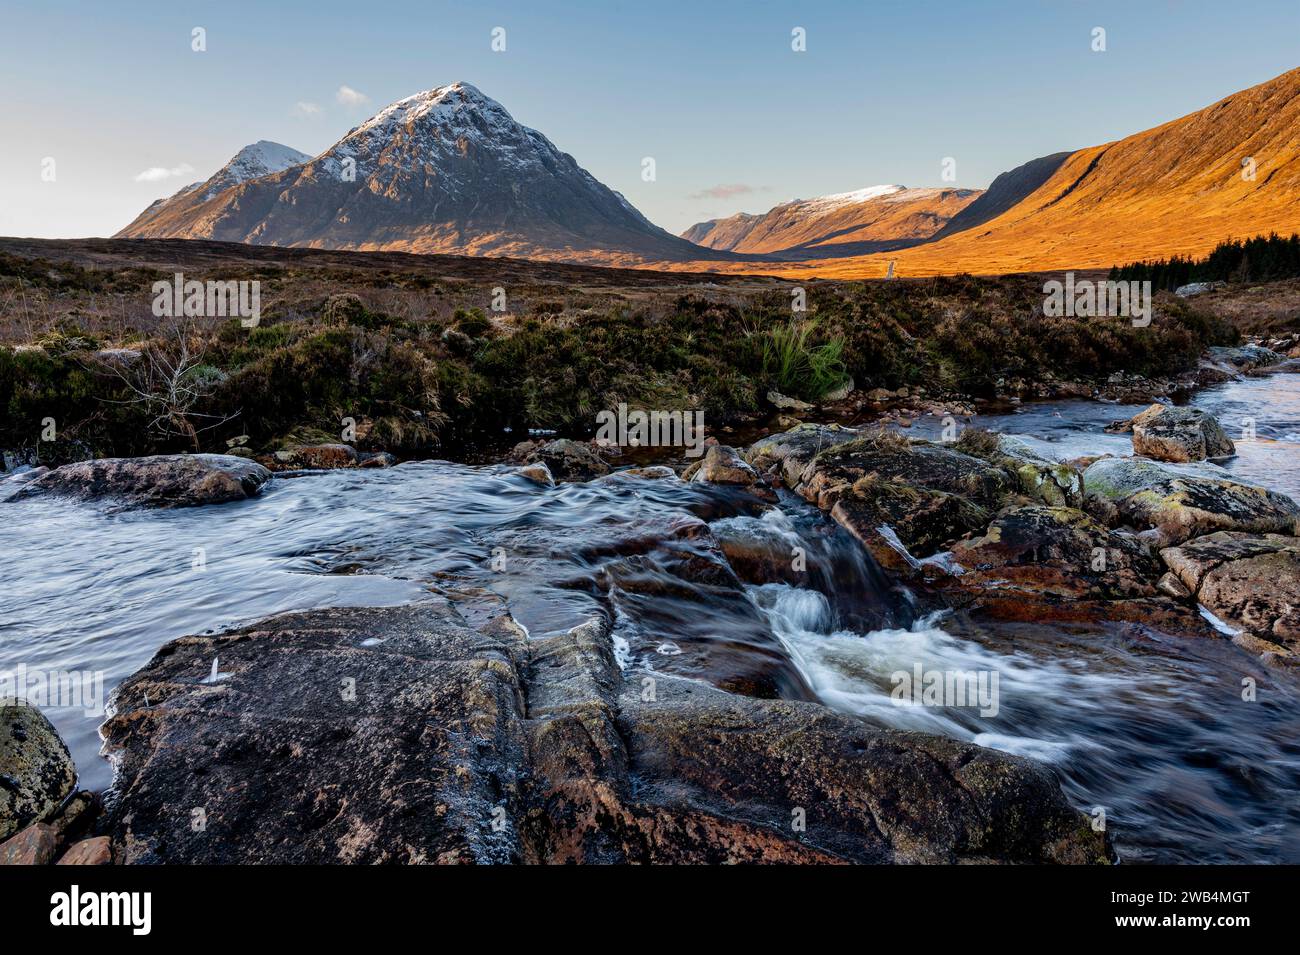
0 702 77 841
10 454 270 509
101 604 1109 864
682 444 761 487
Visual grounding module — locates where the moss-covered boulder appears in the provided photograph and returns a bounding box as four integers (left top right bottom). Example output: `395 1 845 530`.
955 430 1083 507
1083 457 1300 545
1 702 77 841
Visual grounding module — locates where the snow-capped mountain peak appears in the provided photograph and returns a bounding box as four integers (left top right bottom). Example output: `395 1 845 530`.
200 140 311 200
117 82 706 265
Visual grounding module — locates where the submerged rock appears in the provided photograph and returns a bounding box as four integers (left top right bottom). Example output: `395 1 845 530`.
0 702 77 841
11 454 270 509
102 604 1109 864
1083 457 1300 545
1109 404 1235 463
1160 532 1300 663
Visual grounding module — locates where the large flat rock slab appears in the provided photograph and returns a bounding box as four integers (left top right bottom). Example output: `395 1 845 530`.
102 604 1110 864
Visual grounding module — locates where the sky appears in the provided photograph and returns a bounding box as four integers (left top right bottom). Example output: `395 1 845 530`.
2 0 1298 239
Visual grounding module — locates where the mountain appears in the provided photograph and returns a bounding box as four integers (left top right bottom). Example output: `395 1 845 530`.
788 66 1300 278
121 141 311 234
117 83 716 266
681 185 980 259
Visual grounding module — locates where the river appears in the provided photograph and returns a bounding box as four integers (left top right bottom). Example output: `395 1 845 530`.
3 367 1298 863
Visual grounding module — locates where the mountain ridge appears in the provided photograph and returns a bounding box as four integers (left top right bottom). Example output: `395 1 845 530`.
117 83 728 266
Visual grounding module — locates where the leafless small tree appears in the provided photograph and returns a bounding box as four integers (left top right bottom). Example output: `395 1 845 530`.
92 318 238 451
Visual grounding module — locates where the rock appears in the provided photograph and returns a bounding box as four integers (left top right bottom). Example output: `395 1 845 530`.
102 604 1108 864
0 823 58 865
0 702 77 840
226 434 251 448
1156 572 1193 600
1160 532 1300 659
270 443 358 470
955 430 1083 507
744 425 1019 573
515 461 555 486
56 836 112 865
605 465 677 481
765 390 815 412
947 505 1162 603
1205 345 1284 372
1110 404 1235 462
512 438 609 481
1083 457 1300 545
1174 281 1227 297
685 445 760 486
12 454 270 509
710 515 806 586
48 790 98 843
744 423 861 487
833 482 991 572
822 377 855 402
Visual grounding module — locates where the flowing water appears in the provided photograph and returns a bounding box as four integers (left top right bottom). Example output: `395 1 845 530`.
3 368 1299 862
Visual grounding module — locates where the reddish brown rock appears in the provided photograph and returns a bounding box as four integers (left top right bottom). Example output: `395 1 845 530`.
56 836 113 865
0 823 57 865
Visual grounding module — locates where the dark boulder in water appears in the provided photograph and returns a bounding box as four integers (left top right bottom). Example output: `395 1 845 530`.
101 603 1111 864
11 453 270 509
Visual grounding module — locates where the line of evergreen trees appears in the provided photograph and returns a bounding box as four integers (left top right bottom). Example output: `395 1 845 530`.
1109 233 1300 291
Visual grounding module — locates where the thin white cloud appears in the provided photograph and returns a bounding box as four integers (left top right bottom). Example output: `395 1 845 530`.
133 163 196 183
336 85 369 107
295 101 323 116
689 183 768 200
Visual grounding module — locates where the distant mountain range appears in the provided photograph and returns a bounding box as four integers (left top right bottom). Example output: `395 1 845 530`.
117 83 712 266
680 186 980 259
118 68 1300 275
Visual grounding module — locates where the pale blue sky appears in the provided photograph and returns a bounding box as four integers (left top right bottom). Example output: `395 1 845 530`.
2 0 1297 239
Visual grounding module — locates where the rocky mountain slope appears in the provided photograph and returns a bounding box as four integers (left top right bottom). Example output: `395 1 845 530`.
117 83 720 266
120 140 310 235
681 185 980 259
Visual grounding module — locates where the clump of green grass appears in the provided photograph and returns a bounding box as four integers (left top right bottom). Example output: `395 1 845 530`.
754 320 849 400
